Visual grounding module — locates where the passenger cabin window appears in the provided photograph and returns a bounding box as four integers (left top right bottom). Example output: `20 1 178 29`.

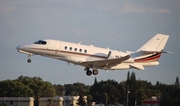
70 47 72 51
64 46 67 50
74 48 77 51
34 40 47 45
64 46 87 53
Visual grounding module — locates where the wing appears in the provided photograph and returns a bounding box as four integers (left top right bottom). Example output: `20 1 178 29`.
79 55 130 69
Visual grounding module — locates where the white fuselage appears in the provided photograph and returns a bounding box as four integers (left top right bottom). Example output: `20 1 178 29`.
17 39 159 70
16 34 169 76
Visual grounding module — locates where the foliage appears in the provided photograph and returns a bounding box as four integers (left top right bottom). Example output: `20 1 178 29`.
54 82 90 96
175 76 179 87
90 79 124 104
0 103 7 106
54 84 65 96
0 75 55 97
160 84 180 106
87 95 93 103
47 99 54 104
16 75 55 97
77 92 86 106
0 74 179 106
0 80 34 97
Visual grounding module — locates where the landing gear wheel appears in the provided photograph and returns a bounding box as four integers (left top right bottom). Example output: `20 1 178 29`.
27 59 31 63
86 71 92 76
93 70 98 75
27 54 31 63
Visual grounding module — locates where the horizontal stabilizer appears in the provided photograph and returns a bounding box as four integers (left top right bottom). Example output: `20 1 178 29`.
161 51 172 54
129 64 144 70
141 50 172 54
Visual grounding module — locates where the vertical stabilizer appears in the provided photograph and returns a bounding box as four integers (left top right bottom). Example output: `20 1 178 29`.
137 34 169 52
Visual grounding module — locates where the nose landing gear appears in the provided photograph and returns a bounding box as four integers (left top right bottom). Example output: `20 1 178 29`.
27 59 31 63
27 55 31 63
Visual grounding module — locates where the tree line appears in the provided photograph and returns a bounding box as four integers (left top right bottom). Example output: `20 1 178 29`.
0 76 55 106
0 73 179 106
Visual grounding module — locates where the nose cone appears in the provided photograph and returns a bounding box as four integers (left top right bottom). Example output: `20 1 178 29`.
16 45 32 55
16 45 27 50
16 45 27 51
16 45 22 50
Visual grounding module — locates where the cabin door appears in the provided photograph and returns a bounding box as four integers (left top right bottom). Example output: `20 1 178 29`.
54 41 61 55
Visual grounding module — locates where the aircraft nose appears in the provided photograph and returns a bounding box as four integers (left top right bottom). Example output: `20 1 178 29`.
16 45 26 50
16 45 23 50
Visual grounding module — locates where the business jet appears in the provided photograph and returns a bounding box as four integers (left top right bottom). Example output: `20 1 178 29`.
16 34 170 76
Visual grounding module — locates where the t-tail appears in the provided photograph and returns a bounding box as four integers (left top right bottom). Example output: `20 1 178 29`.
130 34 170 70
137 34 169 53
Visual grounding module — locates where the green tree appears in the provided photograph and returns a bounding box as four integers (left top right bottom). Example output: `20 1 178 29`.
0 76 55 106
0 103 7 106
160 84 180 106
77 92 86 106
94 77 98 85
54 84 66 96
126 71 130 85
0 80 34 97
64 82 89 96
47 98 54 106
16 75 55 97
128 72 138 106
17 76 55 106
90 79 124 104
125 71 130 106
87 95 93 104
175 77 179 87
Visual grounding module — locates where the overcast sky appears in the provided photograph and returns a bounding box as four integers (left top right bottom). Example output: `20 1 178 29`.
0 0 180 85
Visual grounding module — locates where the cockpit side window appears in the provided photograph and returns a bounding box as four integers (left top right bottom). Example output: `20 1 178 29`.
34 40 47 45
41 41 47 44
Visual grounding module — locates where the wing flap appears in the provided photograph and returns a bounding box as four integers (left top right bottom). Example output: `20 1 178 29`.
79 55 130 68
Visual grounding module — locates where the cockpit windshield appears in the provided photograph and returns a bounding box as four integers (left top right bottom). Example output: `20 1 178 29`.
34 40 47 45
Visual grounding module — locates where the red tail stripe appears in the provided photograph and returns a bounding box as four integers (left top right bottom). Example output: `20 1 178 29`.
135 54 161 62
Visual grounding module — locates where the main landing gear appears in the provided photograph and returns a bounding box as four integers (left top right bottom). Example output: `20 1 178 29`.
85 68 98 76
27 55 31 63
